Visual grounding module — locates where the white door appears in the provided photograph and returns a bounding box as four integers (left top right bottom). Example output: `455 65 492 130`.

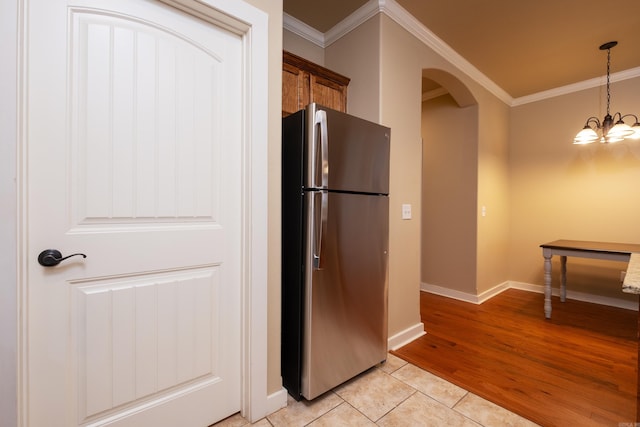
26 0 243 425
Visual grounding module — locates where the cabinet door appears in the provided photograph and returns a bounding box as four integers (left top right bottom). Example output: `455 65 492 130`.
282 62 309 117
309 74 347 113
282 51 349 117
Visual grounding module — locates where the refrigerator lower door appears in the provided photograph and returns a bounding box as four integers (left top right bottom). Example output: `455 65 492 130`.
302 191 389 400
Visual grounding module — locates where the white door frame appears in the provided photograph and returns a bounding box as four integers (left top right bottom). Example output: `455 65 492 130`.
0 1 20 426
1 0 272 424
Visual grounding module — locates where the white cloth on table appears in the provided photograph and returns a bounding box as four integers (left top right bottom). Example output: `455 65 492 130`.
622 252 640 294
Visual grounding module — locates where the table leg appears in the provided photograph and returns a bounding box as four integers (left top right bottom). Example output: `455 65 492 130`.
543 252 552 318
560 255 567 303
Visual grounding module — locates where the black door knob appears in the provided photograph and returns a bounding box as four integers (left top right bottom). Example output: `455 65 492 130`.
38 249 87 267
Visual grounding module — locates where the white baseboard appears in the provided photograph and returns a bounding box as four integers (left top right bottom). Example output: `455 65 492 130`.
420 282 480 303
262 386 287 419
420 281 511 304
421 280 638 311
476 281 511 303
388 322 426 351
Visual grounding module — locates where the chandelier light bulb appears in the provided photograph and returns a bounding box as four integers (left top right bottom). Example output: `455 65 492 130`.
628 123 640 140
573 126 599 144
607 121 634 139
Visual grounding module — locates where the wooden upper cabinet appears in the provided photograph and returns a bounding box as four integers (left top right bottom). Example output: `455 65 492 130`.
282 51 350 117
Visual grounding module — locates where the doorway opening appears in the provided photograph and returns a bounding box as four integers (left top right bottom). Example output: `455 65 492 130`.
420 69 478 296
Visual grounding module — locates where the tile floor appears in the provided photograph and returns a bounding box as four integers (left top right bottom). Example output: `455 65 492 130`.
213 353 539 427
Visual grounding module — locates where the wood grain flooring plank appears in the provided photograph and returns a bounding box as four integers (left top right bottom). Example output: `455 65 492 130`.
392 289 637 426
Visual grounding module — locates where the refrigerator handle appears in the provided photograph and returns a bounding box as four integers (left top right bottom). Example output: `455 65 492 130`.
314 109 329 189
313 191 328 270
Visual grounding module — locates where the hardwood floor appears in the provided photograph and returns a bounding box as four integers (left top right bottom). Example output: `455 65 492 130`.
391 289 638 426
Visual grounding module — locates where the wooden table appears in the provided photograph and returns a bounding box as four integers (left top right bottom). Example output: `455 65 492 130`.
540 240 640 319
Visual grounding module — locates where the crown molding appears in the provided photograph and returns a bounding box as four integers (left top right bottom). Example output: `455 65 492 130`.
283 12 325 48
512 66 640 107
324 0 381 46
283 1 383 48
284 0 640 108
422 87 449 102
284 0 513 105
380 0 512 105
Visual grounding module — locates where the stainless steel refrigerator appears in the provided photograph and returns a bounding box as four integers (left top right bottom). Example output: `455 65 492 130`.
281 103 390 400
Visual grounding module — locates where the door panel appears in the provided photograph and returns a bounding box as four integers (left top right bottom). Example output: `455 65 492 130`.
27 1 242 425
302 191 389 399
309 75 346 114
304 104 390 194
282 62 308 117
71 8 223 225
322 107 390 194
73 268 217 420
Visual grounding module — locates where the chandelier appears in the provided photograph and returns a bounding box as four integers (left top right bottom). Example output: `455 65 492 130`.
573 41 640 144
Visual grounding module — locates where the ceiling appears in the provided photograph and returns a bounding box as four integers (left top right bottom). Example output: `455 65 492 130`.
283 0 640 99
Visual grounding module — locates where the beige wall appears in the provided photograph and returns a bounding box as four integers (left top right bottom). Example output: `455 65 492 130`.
476 92 511 294
325 17 381 122
243 0 283 395
281 13 515 338
421 95 478 294
327 15 425 337
283 18 424 338
420 87 510 298
377 14 511 311
377 16 427 333
509 76 640 303
283 29 324 65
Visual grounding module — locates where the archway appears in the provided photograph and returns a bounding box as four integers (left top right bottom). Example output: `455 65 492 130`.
420 69 479 296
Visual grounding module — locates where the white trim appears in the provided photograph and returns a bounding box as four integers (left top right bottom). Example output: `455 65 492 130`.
422 87 449 102
16 1 27 425
420 282 483 304
512 67 640 106
324 0 381 47
421 281 638 312
388 322 425 351
265 388 288 415
282 0 382 48
239 3 274 422
476 281 511 303
380 0 512 105
508 281 550 294
282 12 324 48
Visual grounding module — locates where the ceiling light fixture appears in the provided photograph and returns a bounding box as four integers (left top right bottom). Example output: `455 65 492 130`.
573 41 640 144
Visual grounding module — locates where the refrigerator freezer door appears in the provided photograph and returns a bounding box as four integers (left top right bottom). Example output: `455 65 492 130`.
302 191 389 400
305 104 390 194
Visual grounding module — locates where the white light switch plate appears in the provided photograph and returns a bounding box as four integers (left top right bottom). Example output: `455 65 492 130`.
402 204 412 220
